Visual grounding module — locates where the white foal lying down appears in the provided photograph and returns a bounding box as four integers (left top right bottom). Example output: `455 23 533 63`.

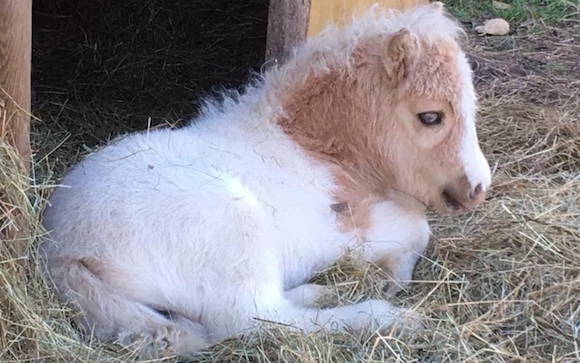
40 2 492 359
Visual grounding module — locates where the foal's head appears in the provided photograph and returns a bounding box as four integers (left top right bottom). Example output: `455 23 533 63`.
371 15 492 215
275 2 492 215
378 28 491 214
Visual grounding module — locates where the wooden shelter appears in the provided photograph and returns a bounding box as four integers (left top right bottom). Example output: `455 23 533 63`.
0 0 428 174
266 0 429 64
0 0 427 343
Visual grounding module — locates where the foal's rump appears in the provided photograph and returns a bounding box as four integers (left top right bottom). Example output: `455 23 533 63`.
38 251 212 358
38 127 281 352
37 128 241 356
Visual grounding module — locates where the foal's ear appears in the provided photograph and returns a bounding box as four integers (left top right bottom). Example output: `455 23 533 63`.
382 28 421 83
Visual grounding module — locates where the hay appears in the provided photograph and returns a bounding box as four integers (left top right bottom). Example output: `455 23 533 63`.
1 1 578 362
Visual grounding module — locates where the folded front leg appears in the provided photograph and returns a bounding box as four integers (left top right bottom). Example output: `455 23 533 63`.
255 295 422 335
372 248 426 296
284 283 331 308
357 200 431 296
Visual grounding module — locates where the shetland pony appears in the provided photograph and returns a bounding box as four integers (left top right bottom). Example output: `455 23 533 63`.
40 2 492 359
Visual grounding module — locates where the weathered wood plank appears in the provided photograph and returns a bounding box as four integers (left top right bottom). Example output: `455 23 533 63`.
307 0 430 37
266 0 429 65
0 1 33 351
0 0 32 173
265 0 312 65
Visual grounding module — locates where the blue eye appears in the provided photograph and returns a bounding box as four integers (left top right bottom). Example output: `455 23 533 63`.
418 112 443 126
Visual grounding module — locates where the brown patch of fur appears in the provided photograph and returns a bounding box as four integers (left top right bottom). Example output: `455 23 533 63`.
332 194 383 233
278 31 468 233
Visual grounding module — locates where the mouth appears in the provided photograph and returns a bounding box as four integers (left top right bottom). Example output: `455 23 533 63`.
442 190 466 214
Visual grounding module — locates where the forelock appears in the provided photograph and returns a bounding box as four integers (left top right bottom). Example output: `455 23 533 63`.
280 3 466 76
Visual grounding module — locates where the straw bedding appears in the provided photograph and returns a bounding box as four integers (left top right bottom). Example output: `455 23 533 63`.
1 1 579 362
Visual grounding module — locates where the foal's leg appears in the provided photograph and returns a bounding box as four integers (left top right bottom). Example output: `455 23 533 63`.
366 236 429 296
360 201 431 296
255 294 422 334
284 284 330 307
193 200 420 340
372 248 426 296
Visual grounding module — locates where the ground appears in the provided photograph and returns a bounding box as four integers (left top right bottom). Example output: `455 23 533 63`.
1 0 579 362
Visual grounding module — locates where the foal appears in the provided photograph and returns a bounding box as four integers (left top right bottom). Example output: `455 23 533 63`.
40 2 491 359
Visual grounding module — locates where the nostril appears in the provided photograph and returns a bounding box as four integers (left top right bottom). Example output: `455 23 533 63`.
470 183 483 200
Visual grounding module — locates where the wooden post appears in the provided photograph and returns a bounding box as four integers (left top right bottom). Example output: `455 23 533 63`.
0 0 32 173
0 1 33 352
266 0 430 65
265 0 312 66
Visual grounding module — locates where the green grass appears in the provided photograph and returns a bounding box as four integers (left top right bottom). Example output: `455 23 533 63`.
443 0 579 24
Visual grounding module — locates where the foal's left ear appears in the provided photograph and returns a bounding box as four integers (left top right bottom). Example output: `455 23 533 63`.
382 28 421 83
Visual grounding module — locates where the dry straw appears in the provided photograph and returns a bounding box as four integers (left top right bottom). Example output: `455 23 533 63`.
1 1 579 362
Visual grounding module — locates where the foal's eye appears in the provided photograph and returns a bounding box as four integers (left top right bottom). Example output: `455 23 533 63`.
417 112 443 126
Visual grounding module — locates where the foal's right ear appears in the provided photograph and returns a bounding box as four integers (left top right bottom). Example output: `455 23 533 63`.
382 28 421 83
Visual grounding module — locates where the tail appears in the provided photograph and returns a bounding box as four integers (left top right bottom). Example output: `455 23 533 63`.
39 250 211 359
